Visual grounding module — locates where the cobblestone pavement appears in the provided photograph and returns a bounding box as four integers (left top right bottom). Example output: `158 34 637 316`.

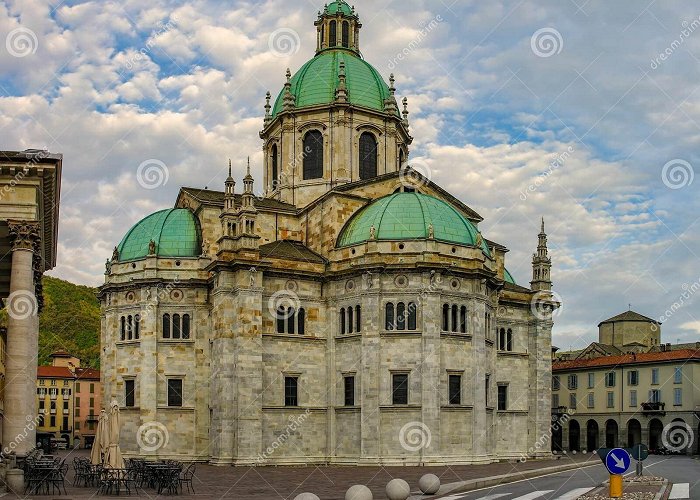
8 450 598 499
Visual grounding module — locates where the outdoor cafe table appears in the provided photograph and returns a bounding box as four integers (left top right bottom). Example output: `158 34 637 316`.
26 466 59 495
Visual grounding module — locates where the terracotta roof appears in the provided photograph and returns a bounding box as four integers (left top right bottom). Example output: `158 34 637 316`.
179 187 296 211
259 240 327 264
553 348 700 371
37 366 74 379
598 310 659 326
75 367 100 380
50 349 72 358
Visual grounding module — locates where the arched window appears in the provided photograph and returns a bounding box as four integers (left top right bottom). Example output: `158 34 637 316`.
442 304 449 331
339 308 346 335
134 314 140 340
342 21 350 48
329 21 337 47
172 314 181 339
499 328 505 350
127 315 133 340
451 305 458 332
355 305 361 332
287 307 296 334
321 24 325 48
399 149 406 167
271 144 278 187
385 303 394 331
507 329 513 351
163 314 171 339
460 306 467 333
303 131 324 180
407 302 417 330
277 306 285 334
120 316 125 341
359 132 377 180
182 314 190 339
348 306 354 334
298 308 305 335
396 302 406 330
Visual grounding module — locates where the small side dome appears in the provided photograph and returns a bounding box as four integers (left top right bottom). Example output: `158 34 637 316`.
504 268 516 285
324 0 354 16
337 192 489 254
116 208 201 261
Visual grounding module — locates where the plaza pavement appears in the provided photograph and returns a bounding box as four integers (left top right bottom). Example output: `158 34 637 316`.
5 449 599 499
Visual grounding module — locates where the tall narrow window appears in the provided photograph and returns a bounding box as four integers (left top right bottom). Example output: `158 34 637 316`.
167 379 183 407
442 304 449 331
399 149 405 167
460 306 467 333
277 306 285 334
329 20 337 47
271 144 278 187
134 314 140 340
285 377 298 406
182 314 190 339
392 374 408 405
125 379 135 408
321 24 325 48
407 302 417 330
342 21 350 47
287 307 296 334
355 305 361 332
451 305 458 332
485 374 490 406
303 131 324 179
127 315 133 340
506 329 513 351
172 314 181 339
348 306 354 334
359 132 377 180
385 303 394 330
499 328 505 350
163 314 171 339
396 302 406 330
497 385 508 411
297 308 305 335
120 316 125 341
339 308 346 335
449 374 461 405
344 376 355 406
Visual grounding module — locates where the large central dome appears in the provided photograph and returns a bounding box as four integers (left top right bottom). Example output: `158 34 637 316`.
272 50 394 117
337 192 490 254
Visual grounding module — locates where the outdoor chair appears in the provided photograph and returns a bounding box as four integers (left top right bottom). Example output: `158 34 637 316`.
180 462 196 493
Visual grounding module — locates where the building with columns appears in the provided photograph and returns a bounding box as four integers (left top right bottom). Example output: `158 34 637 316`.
0 149 61 458
100 0 558 465
552 311 700 455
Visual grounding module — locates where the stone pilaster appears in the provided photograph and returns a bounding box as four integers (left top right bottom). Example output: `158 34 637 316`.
528 316 553 458
420 274 441 461
3 220 40 457
359 274 380 462
471 294 489 460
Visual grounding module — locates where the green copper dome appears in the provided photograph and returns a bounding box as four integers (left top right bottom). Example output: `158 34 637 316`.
337 193 490 253
324 1 354 16
117 208 201 261
272 50 395 117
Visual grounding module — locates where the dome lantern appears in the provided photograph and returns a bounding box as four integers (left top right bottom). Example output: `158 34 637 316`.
315 1 361 54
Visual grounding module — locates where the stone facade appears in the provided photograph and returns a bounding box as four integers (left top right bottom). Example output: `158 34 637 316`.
99 1 557 466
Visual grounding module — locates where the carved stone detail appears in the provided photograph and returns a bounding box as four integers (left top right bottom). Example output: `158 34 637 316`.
7 219 41 252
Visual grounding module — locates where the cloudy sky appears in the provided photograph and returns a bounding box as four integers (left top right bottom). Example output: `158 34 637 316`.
2 0 699 349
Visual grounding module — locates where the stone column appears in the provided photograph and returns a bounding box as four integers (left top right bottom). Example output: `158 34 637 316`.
3 220 41 457
420 274 441 463
360 273 380 463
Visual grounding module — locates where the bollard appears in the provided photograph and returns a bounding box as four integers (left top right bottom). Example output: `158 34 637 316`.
609 474 623 498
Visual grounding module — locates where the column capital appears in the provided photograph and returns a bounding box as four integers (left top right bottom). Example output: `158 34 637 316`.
7 219 41 252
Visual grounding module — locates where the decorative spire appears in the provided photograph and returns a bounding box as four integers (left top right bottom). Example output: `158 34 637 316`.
264 91 271 126
283 68 295 111
402 97 409 123
531 217 552 292
385 74 398 114
335 61 348 102
224 158 235 212
389 74 396 96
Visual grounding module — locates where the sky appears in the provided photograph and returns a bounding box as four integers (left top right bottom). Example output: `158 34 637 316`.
1 0 699 350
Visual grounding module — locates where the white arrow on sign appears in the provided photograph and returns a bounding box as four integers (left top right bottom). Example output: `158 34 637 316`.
611 452 625 469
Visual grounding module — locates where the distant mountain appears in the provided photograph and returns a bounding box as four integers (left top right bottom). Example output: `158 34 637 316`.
1 276 101 368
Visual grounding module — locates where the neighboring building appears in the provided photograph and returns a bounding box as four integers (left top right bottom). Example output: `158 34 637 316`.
552 311 700 455
0 149 62 457
74 367 101 448
99 0 558 465
35 351 101 449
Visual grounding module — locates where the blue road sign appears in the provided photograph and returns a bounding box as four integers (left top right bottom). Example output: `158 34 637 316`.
605 448 631 475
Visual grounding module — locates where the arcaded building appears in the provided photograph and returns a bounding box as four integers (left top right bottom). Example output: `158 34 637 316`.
99 1 558 465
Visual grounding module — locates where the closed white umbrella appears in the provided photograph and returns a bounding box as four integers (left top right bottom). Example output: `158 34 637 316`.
90 409 108 465
104 401 124 469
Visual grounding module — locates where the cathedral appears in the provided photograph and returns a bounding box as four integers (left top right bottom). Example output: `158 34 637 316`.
99 0 558 465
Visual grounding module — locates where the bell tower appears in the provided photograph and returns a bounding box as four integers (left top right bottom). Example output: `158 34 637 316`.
530 218 552 292
259 0 412 208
